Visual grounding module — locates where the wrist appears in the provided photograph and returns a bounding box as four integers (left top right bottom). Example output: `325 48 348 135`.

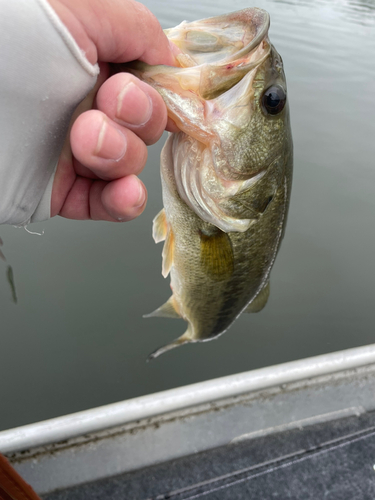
47 0 97 64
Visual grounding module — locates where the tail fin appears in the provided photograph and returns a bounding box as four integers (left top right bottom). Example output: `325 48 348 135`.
147 327 193 361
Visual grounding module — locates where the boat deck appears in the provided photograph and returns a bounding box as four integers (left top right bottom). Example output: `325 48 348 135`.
44 409 375 499
3 345 375 499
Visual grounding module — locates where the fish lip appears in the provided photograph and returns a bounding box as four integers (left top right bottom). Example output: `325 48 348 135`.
173 8 271 67
182 8 271 100
124 8 271 101
219 8 270 64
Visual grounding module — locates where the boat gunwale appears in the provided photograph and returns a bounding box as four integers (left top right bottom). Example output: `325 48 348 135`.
1 343 375 455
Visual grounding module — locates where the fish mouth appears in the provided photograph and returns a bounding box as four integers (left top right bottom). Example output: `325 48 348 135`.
165 8 271 100
123 9 271 101
165 8 270 65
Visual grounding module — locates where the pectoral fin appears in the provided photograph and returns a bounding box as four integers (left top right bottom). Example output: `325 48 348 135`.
144 296 181 319
200 230 234 281
245 281 270 313
152 209 168 243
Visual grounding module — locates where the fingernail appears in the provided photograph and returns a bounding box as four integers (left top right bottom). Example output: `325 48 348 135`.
95 119 127 161
135 180 146 208
116 82 152 126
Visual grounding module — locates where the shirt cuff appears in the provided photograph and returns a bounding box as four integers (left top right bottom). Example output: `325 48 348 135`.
0 0 99 225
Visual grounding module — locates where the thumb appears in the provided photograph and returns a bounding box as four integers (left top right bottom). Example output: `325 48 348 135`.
48 0 176 66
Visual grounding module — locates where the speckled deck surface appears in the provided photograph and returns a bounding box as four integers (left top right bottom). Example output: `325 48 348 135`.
44 410 375 500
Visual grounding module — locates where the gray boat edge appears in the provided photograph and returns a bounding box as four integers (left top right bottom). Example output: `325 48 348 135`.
2 343 375 494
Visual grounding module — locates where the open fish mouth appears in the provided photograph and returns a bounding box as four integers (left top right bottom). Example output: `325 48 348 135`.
163 8 271 100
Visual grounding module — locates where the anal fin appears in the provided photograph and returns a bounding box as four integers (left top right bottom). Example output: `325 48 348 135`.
144 296 181 319
245 281 270 313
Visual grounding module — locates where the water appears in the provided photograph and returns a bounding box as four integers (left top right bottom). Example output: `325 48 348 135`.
1 0 375 431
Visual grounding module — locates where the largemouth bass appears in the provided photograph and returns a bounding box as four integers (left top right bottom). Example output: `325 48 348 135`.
129 8 293 359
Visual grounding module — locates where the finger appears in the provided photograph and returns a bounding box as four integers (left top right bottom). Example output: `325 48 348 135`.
58 175 147 221
166 117 180 133
100 175 147 221
54 0 176 66
70 109 148 181
51 65 110 217
95 73 168 145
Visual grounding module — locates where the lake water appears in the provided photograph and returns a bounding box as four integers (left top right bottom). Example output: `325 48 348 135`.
0 0 374 431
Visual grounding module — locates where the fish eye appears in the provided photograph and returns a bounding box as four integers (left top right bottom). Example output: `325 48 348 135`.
262 85 286 115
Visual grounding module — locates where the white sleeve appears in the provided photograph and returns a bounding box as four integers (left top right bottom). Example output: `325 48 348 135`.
0 0 99 225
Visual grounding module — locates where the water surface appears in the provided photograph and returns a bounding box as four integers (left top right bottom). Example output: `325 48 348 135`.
0 0 374 430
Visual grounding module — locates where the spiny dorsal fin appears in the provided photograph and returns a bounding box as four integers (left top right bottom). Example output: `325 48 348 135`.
200 230 234 281
144 296 181 319
244 281 270 313
0 453 42 500
152 209 168 244
147 325 193 361
162 227 175 278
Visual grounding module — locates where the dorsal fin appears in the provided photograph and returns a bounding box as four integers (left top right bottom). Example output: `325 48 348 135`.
144 296 181 319
244 281 270 313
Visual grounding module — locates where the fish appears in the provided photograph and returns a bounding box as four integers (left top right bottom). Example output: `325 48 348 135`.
127 8 293 359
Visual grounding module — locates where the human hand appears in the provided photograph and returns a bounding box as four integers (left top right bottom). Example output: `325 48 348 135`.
48 0 178 222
